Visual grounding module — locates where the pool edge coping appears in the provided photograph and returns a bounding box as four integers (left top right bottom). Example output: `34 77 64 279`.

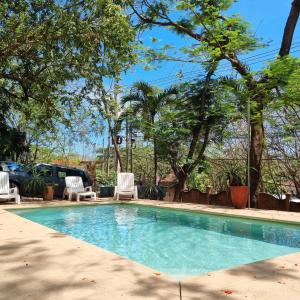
4 198 300 226
2 199 300 299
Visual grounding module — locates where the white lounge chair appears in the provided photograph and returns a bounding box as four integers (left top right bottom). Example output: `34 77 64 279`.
114 172 138 200
65 176 96 202
0 171 21 204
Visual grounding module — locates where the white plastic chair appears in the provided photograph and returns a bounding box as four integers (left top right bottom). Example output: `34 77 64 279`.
65 176 96 202
114 173 138 200
0 171 21 204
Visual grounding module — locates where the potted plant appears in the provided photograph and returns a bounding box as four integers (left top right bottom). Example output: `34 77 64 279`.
96 171 116 197
22 168 47 200
43 184 54 201
144 183 160 200
227 165 249 209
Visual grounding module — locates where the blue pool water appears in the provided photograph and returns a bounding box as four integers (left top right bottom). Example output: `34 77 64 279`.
11 204 300 277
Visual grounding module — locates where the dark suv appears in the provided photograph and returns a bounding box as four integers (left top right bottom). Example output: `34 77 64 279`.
4 162 92 198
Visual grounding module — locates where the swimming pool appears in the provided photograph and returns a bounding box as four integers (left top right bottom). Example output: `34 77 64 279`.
11 204 300 277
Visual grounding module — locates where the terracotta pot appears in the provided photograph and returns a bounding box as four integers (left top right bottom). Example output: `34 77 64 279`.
230 186 249 209
43 186 54 201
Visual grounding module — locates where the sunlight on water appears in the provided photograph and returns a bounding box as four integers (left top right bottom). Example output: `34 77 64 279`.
12 204 300 277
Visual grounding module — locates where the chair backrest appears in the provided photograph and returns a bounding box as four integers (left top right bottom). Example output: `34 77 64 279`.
117 173 134 191
65 176 84 193
0 172 10 194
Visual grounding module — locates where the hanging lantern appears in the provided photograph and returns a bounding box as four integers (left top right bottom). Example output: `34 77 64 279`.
116 135 123 145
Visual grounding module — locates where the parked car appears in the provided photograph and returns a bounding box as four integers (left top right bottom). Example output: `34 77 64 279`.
2 162 92 198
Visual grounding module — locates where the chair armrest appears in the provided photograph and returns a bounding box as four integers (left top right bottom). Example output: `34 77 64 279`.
84 186 93 192
9 187 18 195
64 187 72 194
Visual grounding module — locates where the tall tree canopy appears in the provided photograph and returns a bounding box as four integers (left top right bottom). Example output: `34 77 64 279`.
122 81 177 184
127 0 300 203
0 0 136 159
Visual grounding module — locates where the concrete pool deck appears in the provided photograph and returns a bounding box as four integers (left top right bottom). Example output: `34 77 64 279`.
1 199 300 300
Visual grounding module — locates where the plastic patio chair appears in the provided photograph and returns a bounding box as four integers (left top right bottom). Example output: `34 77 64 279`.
65 176 96 202
0 171 21 204
114 172 138 200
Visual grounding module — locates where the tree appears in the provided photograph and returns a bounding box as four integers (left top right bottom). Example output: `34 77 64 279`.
128 0 299 203
87 84 126 171
264 57 300 197
152 79 235 200
122 81 177 184
0 0 136 160
279 0 300 56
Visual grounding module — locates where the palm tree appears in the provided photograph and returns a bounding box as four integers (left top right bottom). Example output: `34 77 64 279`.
122 81 177 185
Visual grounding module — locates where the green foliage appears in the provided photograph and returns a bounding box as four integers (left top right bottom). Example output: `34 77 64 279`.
1 0 136 161
130 0 261 67
122 81 177 132
222 162 246 186
0 124 27 159
154 80 236 165
186 170 211 192
96 169 117 186
22 167 47 197
265 56 300 108
144 183 160 199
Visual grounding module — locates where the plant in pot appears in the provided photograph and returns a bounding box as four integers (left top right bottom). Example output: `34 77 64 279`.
96 170 116 197
22 168 47 200
43 183 56 201
144 183 160 200
22 167 57 200
226 165 249 209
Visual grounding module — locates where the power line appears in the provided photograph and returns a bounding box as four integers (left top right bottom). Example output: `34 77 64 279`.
147 40 300 83
130 48 300 89
147 44 300 86
121 40 300 91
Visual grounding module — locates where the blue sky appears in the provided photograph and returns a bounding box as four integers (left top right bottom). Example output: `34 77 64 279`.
77 0 300 158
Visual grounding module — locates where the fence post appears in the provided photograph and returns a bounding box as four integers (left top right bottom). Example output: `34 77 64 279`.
206 186 212 205
285 193 291 211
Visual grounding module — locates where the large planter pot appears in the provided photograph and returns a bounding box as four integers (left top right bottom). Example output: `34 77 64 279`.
137 185 168 200
43 186 54 201
99 186 115 198
230 186 249 209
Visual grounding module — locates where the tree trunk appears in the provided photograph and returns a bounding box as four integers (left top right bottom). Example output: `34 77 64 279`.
130 124 133 172
150 113 158 185
125 118 129 172
106 117 123 172
172 167 187 202
249 110 264 205
173 173 187 202
112 135 123 172
295 181 300 199
106 132 110 177
279 0 300 56
153 137 158 185
102 133 105 173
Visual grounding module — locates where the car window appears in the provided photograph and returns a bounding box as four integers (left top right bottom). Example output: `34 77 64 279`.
79 171 88 182
36 165 53 176
5 162 25 172
57 167 67 178
65 169 80 177
64 168 88 181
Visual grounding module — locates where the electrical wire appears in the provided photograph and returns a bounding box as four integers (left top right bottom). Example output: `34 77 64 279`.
121 40 300 92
